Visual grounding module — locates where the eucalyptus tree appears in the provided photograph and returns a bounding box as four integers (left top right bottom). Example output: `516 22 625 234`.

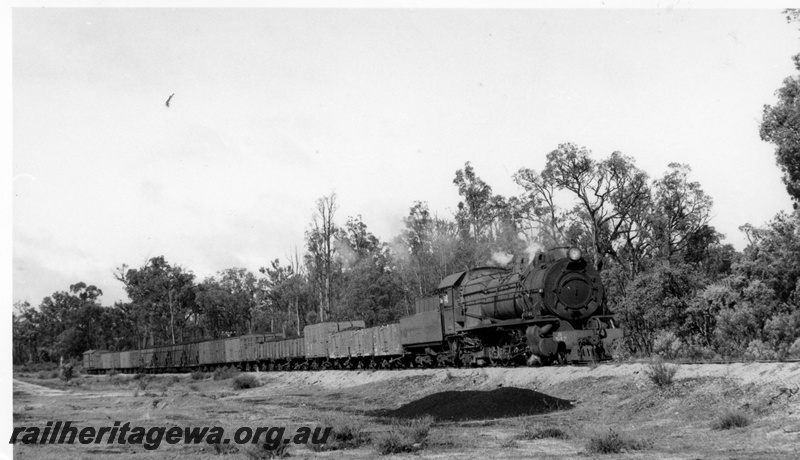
115 256 196 346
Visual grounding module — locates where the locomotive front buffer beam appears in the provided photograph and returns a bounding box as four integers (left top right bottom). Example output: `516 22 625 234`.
527 320 622 364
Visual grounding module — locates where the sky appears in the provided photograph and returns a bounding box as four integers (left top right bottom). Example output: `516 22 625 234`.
10 5 800 309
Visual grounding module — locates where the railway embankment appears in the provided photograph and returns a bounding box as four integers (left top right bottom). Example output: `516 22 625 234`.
12 362 800 459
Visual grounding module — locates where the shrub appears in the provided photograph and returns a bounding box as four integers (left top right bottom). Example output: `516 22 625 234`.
679 343 718 362
611 338 633 362
59 363 75 382
712 411 750 430
653 331 684 360
213 367 240 381
789 338 800 358
743 340 778 361
232 374 260 390
319 415 370 450
190 370 206 380
374 416 433 455
644 360 678 387
586 430 648 454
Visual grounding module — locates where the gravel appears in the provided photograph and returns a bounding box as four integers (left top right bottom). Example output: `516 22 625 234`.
385 387 573 421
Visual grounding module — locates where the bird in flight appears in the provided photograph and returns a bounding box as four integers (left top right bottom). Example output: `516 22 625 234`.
166 93 174 108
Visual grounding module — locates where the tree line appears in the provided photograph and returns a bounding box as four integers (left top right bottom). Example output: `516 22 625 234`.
14 149 800 364
13 15 800 365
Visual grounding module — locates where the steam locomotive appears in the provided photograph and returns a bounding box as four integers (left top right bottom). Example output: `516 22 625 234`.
83 247 622 373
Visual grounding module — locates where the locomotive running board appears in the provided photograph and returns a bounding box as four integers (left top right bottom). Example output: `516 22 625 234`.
458 317 560 332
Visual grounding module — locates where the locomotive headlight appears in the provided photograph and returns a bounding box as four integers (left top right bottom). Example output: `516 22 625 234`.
568 247 582 261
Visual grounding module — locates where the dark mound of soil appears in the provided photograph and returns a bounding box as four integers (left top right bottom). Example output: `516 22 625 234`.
382 387 573 421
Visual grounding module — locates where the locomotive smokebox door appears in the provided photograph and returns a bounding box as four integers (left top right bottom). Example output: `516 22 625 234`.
541 258 603 320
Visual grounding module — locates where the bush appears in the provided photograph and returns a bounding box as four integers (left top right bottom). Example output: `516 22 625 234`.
789 338 800 358
611 338 633 362
644 360 678 387
213 366 240 381
678 343 718 362
743 340 778 361
712 411 750 430
586 430 648 454
59 363 74 382
653 331 683 360
232 374 260 390
190 370 206 380
374 416 433 455
319 415 370 450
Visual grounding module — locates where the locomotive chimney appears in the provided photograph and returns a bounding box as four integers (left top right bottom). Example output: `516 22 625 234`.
517 256 528 274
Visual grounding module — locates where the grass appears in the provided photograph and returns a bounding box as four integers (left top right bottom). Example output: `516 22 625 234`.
232 374 261 390
210 442 239 455
712 411 750 430
37 370 59 380
586 429 649 454
17 362 59 373
136 375 150 390
374 416 434 455
241 442 290 459
518 426 570 440
644 360 678 387
213 366 240 381
497 437 518 448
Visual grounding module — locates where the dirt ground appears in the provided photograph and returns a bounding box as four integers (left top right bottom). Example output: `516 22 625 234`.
12 362 800 459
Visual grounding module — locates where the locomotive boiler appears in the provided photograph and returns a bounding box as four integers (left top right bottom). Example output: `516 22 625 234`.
400 247 622 366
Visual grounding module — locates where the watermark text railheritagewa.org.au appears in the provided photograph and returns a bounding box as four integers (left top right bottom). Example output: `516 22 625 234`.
10 421 332 450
